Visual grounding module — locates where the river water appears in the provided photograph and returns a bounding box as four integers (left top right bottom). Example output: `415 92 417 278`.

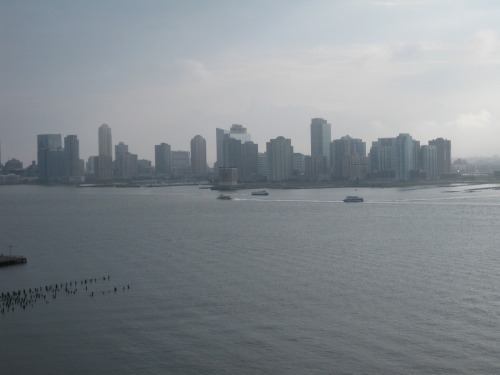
1 184 500 374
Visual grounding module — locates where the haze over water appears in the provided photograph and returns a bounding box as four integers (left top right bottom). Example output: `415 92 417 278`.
2 184 500 374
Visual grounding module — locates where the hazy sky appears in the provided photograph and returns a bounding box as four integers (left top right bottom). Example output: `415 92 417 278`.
2 0 500 165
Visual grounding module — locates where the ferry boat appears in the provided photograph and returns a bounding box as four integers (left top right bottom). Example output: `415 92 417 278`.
251 190 269 196
217 194 232 200
343 196 364 202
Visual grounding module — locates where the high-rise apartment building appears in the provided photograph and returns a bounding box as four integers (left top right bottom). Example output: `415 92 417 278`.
155 143 171 176
37 134 63 182
115 142 137 179
190 135 207 175
310 118 331 168
258 152 268 178
394 133 414 181
96 124 113 180
240 141 258 182
429 138 451 176
215 128 229 168
420 145 437 179
171 151 190 168
98 124 112 158
292 153 306 175
266 136 293 182
64 135 83 183
331 135 366 179
369 138 395 176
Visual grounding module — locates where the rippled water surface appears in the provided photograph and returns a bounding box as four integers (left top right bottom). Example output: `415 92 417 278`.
1 184 500 374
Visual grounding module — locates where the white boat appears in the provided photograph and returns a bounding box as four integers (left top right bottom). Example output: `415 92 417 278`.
343 196 363 202
251 190 269 196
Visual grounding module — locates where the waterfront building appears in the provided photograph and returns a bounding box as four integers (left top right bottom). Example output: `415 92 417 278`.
429 138 452 176
369 138 396 179
394 133 415 181
115 142 138 179
37 134 63 182
98 124 112 158
171 150 190 176
63 135 84 183
420 145 438 179
137 159 154 176
229 124 252 143
258 152 268 178
267 136 293 182
86 156 98 175
190 135 207 176
218 167 238 186
96 124 113 180
240 141 258 182
3 158 23 173
215 128 229 169
292 153 306 175
155 143 171 176
310 118 331 169
331 135 366 180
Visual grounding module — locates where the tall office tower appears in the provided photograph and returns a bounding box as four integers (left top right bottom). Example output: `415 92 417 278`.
98 124 112 158
171 151 190 168
310 118 331 168
222 135 243 169
155 143 171 176
412 140 420 171
215 128 229 168
240 141 258 182
171 150 190 176
190 135 207 175
292 153 306 175
64 135 82 183
229 124 252 142
115 142 137 179
86 156 98 175
331 135 366 179
369 138 396 178
429 138 451 176
394 133 414 181
96 124 113 180
37 134 63 182
420 145 437 179
258 152 268 178
266 136 293 182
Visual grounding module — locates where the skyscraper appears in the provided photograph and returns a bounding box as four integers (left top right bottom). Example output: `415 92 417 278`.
155 143 171 176
240 141 258 182
96 124 113 180
64 135 83 183
394 133 414 181
310 118 331 168
215 128 229 168
420 145 437 179
369 138 395 176
37 134 63 182
429 138 451 176
331 135 366 179
267 136 293 182
190 135 207 175
115 142 137 179
98 124 112 158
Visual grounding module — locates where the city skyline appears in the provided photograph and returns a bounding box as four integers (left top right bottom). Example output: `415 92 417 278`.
3 1 500 165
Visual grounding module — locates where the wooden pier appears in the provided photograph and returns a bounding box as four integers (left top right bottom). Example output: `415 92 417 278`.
0 256 27 267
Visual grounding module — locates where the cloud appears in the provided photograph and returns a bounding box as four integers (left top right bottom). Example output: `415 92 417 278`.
466 29 500 64
449 110 492 130
162 59 214 85
367 0 436 6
